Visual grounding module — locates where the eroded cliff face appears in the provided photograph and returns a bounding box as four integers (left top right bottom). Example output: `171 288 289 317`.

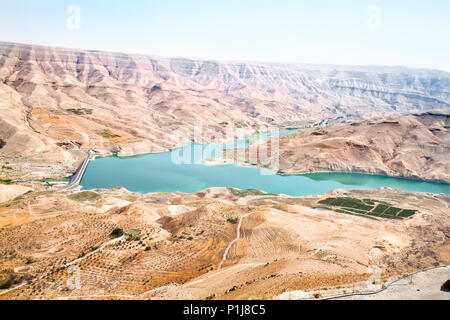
167 59 450 118
0 41 449 180
234 110 450 183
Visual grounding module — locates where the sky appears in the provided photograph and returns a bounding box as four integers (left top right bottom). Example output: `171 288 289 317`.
0 0 449 71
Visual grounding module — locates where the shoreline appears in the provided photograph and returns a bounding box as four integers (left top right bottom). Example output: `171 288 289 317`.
4 127 449 190
231 158 450 186
88 145 450 186
281 169 450 185
5 157 450 193
5 156 449 195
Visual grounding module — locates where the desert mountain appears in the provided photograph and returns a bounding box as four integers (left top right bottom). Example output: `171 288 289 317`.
0 41 449 180
233 110 450 183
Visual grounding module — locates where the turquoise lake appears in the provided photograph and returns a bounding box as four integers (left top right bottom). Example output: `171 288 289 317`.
80 141 450 196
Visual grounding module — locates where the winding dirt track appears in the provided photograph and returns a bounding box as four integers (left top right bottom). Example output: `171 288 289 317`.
218 210 261 270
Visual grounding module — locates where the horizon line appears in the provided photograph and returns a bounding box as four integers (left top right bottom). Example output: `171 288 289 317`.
2 40 449 74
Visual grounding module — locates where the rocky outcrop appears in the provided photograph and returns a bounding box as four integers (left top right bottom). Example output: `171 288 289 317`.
0 41 449 180
236 110 450 183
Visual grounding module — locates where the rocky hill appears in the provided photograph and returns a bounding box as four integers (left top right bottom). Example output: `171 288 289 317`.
234 110 450 183
0 186 448 299
0 41 449 180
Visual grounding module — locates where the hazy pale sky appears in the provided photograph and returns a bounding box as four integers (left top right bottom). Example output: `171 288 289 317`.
1 0 449 71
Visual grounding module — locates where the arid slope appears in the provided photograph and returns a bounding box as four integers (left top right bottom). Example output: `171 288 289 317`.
0 187 448 300
232 110 450 183
1 41 449 180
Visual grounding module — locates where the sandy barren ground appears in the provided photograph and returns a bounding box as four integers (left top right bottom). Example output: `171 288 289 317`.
0 184 31 203
0 186 447 300
338 266 450 300
275 265 450 300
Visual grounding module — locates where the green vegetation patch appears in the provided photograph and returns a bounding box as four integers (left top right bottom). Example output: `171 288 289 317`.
0 274 21 290
66 108 92 115
111 228 124 238
167 121 183 126
319 197 417 220
125 229 141 239
96 129 121 139
397 209 417 218
227 217 238 224
3 196 27 209
228 188 278 197
383 207 402 216
67 191 100 202
234 121 247 128
362 199 375 205
372 204 389 214
0 179 13 185
318 197 374 211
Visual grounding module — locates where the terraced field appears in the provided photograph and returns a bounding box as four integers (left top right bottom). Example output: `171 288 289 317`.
0 190 243 299
317 197 417 220
0 187 448 300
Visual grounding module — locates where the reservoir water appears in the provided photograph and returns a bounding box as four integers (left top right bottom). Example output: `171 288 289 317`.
80 141 450 196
